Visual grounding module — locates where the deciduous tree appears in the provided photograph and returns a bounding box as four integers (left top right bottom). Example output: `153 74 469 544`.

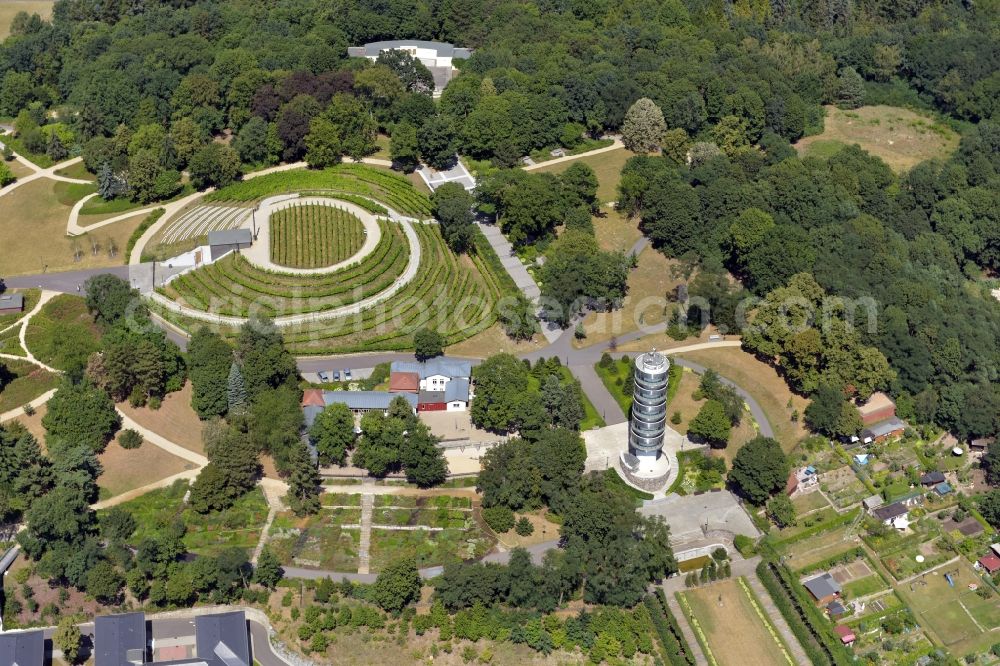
729 436 788 504
621 98 666 153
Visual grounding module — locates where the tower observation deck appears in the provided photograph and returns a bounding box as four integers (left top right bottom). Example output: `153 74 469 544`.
629 351 669 458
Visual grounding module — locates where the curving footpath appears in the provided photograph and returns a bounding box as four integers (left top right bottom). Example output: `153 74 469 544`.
66 192 170 237
0 150 94 199
240 196 383 274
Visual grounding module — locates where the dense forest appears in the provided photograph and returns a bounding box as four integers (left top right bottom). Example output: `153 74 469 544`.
0 0 998 440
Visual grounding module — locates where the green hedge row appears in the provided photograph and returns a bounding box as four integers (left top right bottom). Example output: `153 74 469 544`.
756 560 853 666
768 507 861 548
126 208 165 262
795 546 865 575
645 591 697 666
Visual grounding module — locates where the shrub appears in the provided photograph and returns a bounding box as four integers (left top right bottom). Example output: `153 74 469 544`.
514 517 534 536
482 506 515 533
118 429 143 449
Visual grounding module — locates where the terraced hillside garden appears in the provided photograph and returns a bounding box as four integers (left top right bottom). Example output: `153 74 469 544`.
270 204 366 268
162 218 406 317
281 224 516 354
205 164 432 218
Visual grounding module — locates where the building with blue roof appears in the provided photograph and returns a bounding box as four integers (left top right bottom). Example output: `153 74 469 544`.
389 358 472 412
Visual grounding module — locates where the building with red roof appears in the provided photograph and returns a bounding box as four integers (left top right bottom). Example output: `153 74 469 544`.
301 389 325 407
978 553 1000 574
389 371 421 393
834 625 856 646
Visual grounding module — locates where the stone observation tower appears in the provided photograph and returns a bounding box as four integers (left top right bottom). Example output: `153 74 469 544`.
619 350 673 492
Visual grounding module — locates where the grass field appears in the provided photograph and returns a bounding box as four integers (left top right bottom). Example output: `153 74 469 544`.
96 437 195 499
674 348 808 452
6 158 34 178
22 294 101 371
679 578 795 666
578 245 676 345
904 562 1000 656
53 161 94 181
795 105 959 172
0 179 143 275
0 1 53 39
106 480 269 556
781 525 859 570
533 146 633 203
116 381 206 456
267 508 362 571
791 490 830 515
269 204 366 269
0 358 58 413
592 207 642 253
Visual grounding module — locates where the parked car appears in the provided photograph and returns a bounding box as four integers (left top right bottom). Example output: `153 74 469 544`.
344 368 352 380
332 370 340 381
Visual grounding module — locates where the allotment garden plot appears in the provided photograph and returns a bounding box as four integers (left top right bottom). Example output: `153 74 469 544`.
678 578 796 666
264 494 493 574
905 563 1000 656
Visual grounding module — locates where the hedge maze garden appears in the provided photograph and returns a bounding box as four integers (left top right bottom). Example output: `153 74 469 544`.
269 204 366 269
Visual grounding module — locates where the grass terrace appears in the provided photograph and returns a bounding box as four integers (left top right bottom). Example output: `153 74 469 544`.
204 164 432 218
282 225 510 354
269 204 367 269
162 219 406 317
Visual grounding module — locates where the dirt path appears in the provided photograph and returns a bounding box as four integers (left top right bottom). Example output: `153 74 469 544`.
18 290 61 372
520 137 625 171
116 410 209 466
251 478 288 564
357 494 374 575
91 469 199 510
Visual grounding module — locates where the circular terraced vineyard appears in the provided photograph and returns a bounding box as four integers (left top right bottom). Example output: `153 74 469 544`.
151 165 522 354
269 204 366 269
163 217 406 317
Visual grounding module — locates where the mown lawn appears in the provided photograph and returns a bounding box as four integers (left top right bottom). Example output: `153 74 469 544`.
0 179 142 275
0 359 58 413
23 294 101 371
532 146 634 203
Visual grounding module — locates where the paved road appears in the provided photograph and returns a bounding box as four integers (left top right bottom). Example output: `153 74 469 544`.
4 265 134 291
5 265 773 438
